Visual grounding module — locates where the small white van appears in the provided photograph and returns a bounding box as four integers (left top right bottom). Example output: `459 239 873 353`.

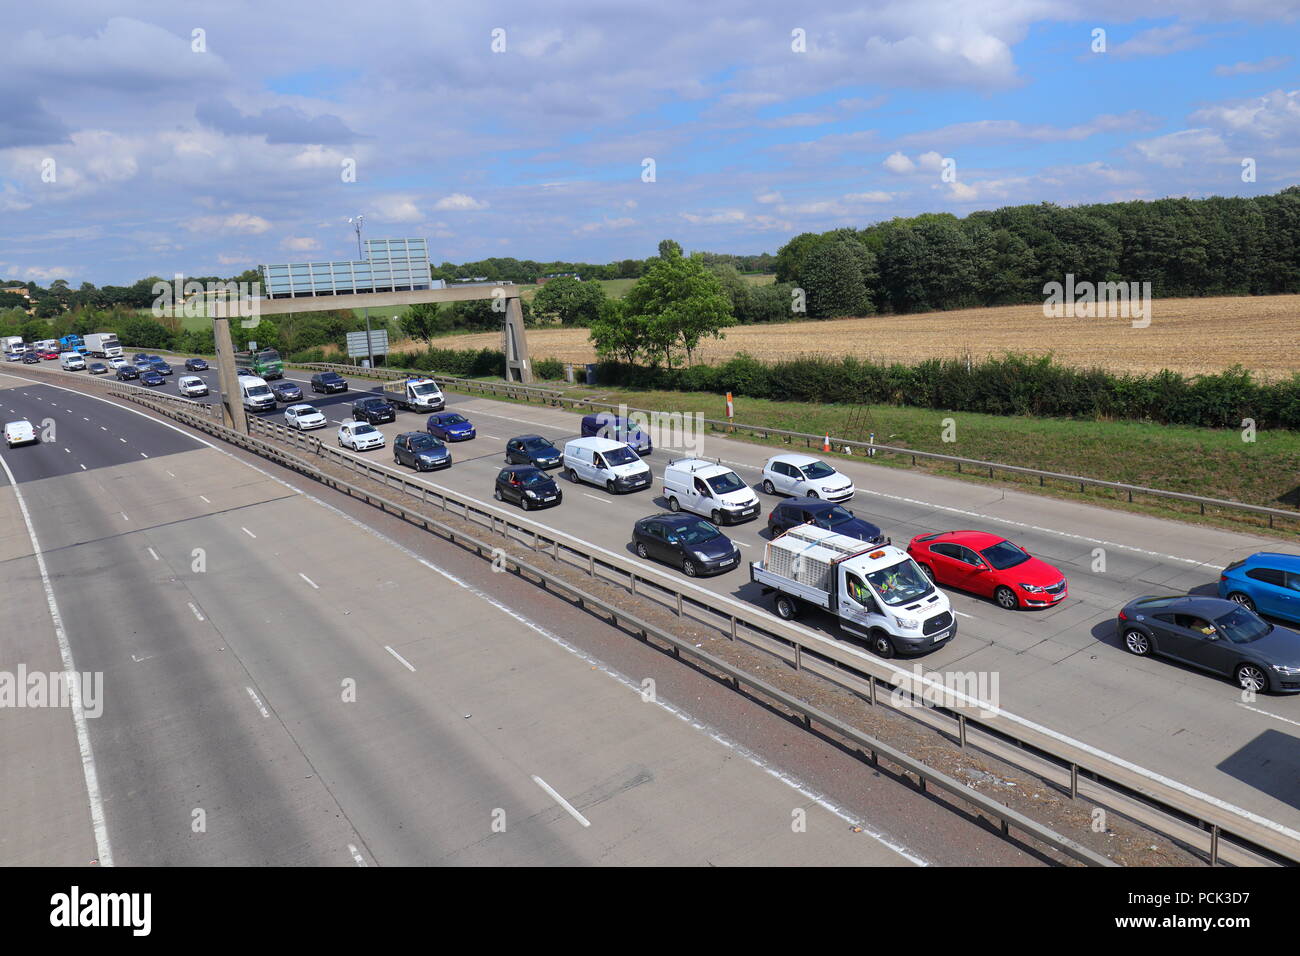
240 375 276 412
563 436 652 494
662 458 760 524
60 351 86 370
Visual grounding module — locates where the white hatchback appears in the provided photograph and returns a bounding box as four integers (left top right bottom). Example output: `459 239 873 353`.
761 453 855 501
107 357 128 369
284 404 327 430
178 375 208 397
3 419 38 448
338 420 385 451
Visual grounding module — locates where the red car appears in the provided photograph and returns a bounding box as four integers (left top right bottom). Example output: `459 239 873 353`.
39 349 58 360
907 530 1067 610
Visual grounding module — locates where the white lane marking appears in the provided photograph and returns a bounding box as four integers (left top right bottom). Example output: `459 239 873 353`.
298 572 319 589
532 775 591 828
83 417 89 421
735 540 751 548
955 611 973 618
78 463 86 470
479 433 502 441
199 495 211 504
384 645 416 672
140 453 148 459
241 526 256 538
166 471 175 478
347 844 368 867
99 426 106 431
582 493 610 503
0 453 114 866
146 547 159 561
245 686 270 718
1237 703 1300 727
120 512 129 521
188 602 205 622
63 447 70 453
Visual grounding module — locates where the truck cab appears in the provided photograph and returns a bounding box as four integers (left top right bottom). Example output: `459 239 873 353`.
383 377 444 412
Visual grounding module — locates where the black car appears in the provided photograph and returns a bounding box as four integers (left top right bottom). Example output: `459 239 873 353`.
505 434 563 469
184 358 209 371
21 352 40 364
87 362 108 375
352 397 396 424
270 380 303 403
494 466 562 510
149 359 174 376
132 352 151 362
393 432 452 471
1117 595 1300 694
140 369 165 386
632 513 740 577
767 498 885 544
311 371 348 394
115 365 140 380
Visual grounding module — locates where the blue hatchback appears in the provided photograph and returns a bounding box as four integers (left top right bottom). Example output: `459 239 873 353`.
1220 553 1300 623
426 411 476 441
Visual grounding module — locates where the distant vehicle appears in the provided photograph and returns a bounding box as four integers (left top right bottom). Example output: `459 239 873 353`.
425 411 475 441
751 525 955 657
283 404 327 431
393 432 451 471
1 335 22 352
133 354 155 366
580 412 652 456
908 531 1067 610
140 369 165 387
338 420 385 451
3 419 38 448
494 465 562 510
352 397 396 424
115 365 140 380
131 352 151 363
3 349 22 362
87 362 108 375
149 359 174 376
505 435 562 469
21 352 40 365
240 376 276 412
1116 595 1300 694
269 380 302 403
768 498 884 544
59 352 86 370
1219 553 1300 623
178 375 209 397
563 436 651 493
761 454 854 501
183 357 209 371
107 357 128 369
310 371 348 394
59 334 86 354
382 377 445 412
633 513 739 577
662 458 760 525
235 347 283 380
84 333 123 359
39 349 59 361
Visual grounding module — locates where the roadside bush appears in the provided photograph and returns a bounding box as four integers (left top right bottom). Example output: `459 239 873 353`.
533 357 565 380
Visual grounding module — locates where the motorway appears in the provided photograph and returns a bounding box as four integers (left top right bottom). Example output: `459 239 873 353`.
145 356 1300 841
0 368 1055 867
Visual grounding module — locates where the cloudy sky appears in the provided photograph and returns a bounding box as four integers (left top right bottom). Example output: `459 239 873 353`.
2 1 1298 285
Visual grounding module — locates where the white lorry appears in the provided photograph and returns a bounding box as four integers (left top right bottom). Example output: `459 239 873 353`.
381 377 445 412
84 332 123 359
750 524 956 658
2 336 22 360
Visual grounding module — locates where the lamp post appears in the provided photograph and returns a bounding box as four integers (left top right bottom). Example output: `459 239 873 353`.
348 215 373 368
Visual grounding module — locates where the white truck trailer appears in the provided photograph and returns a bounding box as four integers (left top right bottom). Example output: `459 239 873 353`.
750 524 956 657
381 377 445 412
84 332 123 359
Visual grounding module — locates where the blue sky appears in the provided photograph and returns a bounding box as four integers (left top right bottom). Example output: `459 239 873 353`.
1 2 1298 285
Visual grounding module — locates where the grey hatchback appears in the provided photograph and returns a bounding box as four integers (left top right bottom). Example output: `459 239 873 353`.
1116 595 1300 693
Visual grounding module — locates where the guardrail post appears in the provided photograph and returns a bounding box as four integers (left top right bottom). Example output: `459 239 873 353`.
794 643 801 671
1209 825 1219 866
676 592 683 616
958 713 966 749
588 554 595 576
1070 763 1078 799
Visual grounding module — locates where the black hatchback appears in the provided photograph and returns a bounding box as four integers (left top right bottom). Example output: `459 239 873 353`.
271 380 303 402
505 434 562 469
115 364 140 380
352 397 396 424
393 432 451 471
632 513 740 577
184 357 209 371
494 466 562 510
767 498 884 544
310 371 348 394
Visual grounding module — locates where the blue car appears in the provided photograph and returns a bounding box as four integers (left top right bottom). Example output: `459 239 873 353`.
184 357 209 371
150 359 173 376
1220 553 1300 623
426 411 476 441
767 498 885 544
140 369 165 386
581 412 652 456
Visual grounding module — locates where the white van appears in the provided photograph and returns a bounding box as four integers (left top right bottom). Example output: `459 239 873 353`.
563 436 652 494
60 351 86 370
240 375 276 412
662 458 760 524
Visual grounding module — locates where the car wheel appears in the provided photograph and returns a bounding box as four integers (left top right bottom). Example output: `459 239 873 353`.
606 480 616 494
806 490 819 499
567 468 579 483
1227 592 1257 612
683 559 697 577
636 542 649 559
774 595 799 620
762 479 776 495
1236 663 1269 694
711 510 722 525
994 586 1019 610
1123 628 1151 656
338 439 344 447
667 496 680 512
493 488 503 501
870 631 896 659
920 563 935 582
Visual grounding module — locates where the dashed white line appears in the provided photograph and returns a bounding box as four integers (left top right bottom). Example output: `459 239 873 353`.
384 645 416 672
531 775 592 828
1238 703 1300 727
118 437 126 443
582 493 610 503
347 844 368 867
166 471 175 478
146 547 159 561
199 495 211 504
245 686 270 718
241 526 256 538
78 463 86 471
140 452 148 459
298 572 319 589
120 512 129 521
188 602 205 622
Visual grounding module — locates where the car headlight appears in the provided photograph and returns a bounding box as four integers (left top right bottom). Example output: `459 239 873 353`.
1019 583 1046 593
693 550 712 562
893 616 920 630
524 490 537 498
1271 664 1300 676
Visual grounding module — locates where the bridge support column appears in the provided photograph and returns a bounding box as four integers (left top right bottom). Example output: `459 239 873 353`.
212 315 248 434
503 295 532 384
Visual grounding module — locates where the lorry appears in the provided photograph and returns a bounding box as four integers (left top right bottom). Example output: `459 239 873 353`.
235 348 283 380
2 335 23 360
750 524 956 658
59 334 87 354
381 377 445 412
84 332 123 359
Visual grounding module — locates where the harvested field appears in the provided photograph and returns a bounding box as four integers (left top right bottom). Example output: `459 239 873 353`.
398 294 1300 379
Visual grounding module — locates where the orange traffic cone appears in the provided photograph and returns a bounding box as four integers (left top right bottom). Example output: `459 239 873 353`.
822 433 831 452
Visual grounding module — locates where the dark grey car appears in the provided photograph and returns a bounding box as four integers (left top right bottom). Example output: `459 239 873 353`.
1116 595 1300 693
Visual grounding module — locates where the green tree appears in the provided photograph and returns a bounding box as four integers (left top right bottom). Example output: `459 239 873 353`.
798 238 874 317
621 252 734 367
401 302 448 344
657 238 683 260
588 299 645 364
531 276 607 327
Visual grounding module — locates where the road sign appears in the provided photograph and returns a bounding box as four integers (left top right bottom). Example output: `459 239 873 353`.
346 329 389 358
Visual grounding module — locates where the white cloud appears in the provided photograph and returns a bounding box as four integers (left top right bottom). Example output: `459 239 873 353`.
1133 128 1232 168
280 237 321 251
843 191 893 203
756 191 784 204
184 213 271 234
577 217 636 233
434 193 489 211
1111 24 1204 60
946 181 979 201
882 151 914 174
1214 55 1292 76
680 209 746 224
372 195 425 222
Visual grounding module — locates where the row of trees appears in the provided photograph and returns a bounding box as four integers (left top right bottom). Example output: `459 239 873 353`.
776 186 1300 317
428 251 774 284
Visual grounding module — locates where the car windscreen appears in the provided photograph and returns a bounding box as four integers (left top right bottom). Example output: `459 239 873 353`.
523 437 554 452
604 446 638 466
321 373 341 382
248 385 271 396
865 560 933 607
353 424 377 435
799 461 836 480
1214 607 1272 644
441 414 467 425
672 519 721 545
817 505 856 526
706 471 746 495
291 406 318 416
410 435 442 450
519 471 551 486
411 382 439 396
980 541 1031 570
